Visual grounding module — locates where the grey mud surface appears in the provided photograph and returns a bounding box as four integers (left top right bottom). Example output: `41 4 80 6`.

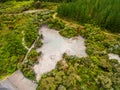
0 70 37 90
34 26 87 80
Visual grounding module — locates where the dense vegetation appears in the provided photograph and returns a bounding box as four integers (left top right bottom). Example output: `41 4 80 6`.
0 11 40 79
0 0 120 90
0 1 57 14
48 18 79 38
0 1 33 14
34 0 76 3
37 24 120 90
57 0 120 32
19 9 54 80
0 1 55 80
37 56 120 90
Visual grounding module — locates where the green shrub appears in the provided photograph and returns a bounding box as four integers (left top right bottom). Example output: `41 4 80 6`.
20 63 36 80
57 0 120 32
34 0 76 3
38 24 120 89
48 19 65 30
59 27 78 38
27 49 39 64
0 1 33 14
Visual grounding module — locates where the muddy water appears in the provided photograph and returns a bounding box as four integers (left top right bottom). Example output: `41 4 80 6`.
34 26 87 81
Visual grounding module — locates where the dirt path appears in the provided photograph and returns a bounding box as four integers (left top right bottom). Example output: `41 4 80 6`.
5 9 49 16
22 36 39 64
22 31 29 50
0 70 37 90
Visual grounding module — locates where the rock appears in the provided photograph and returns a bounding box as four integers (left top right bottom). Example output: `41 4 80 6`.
58 85 66 90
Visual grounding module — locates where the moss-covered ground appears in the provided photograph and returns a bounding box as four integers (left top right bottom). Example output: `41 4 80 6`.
0 1 120 90
37 23 120 90
0 1 55 80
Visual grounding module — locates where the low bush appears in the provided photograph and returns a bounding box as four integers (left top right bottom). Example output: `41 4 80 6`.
48 19 65 30
59 27 78 38
37 24 120 89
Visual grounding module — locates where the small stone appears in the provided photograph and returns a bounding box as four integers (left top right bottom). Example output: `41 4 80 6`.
58 85 66 90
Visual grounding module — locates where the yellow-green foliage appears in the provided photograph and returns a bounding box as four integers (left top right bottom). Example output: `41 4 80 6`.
37 24 120 90
34 0 75 3
0 13 38 79
0 1 56 80
59 27 78 38
81 24 120 56
48 19 79 38
38 54 120 89
0 1 33 14
48 19 65 30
